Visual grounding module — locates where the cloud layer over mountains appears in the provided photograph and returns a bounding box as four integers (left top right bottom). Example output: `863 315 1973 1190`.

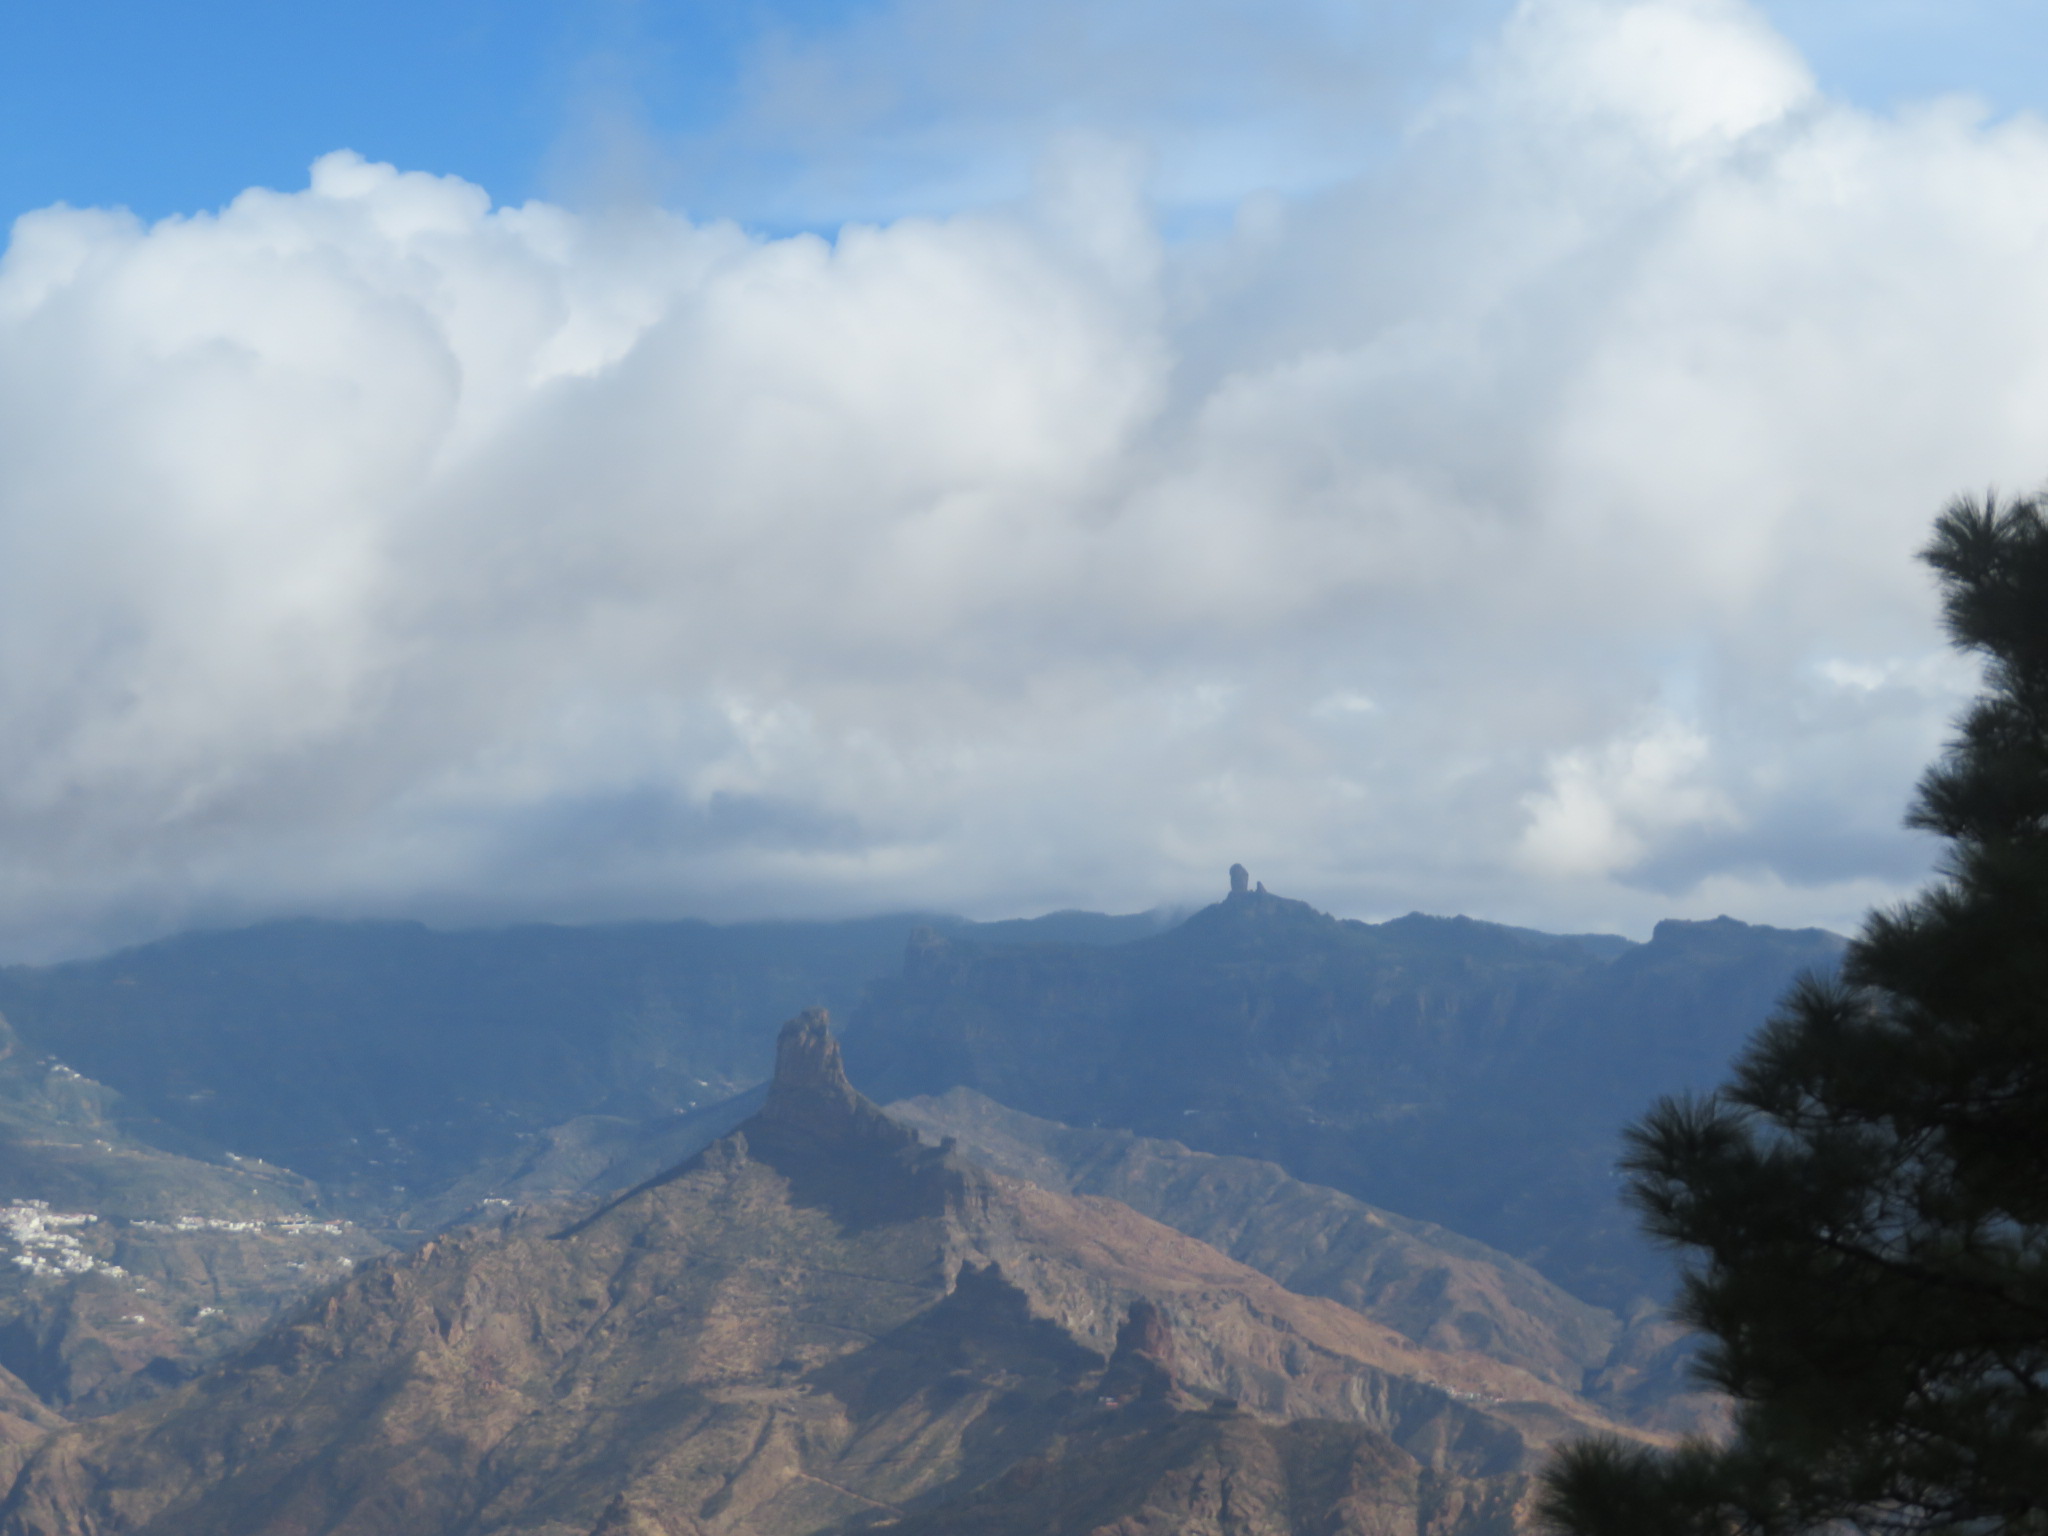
3 0 2045 957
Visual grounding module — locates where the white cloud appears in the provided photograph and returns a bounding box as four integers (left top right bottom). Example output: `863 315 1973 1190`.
0 0 2037 957
1469 0 1816 152
1519 716 1738 877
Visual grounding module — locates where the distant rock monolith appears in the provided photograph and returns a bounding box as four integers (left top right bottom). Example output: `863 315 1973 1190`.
762 1007 860 1122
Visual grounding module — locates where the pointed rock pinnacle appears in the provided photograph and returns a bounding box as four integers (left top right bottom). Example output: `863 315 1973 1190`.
762 1008 862 1126
756 1009 928 1162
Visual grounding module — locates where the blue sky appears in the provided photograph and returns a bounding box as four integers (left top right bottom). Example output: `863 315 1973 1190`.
3 0 2048 957
5 1 2044 228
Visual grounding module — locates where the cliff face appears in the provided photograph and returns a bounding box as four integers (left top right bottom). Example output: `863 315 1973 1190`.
0 1012 1634 1536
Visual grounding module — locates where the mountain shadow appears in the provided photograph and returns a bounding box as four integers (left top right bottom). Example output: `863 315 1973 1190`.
844 875 1843 1307
0 911 1169 1218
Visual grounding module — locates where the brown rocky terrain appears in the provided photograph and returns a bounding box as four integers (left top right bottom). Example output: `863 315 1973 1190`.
0 1013 1647 1536
889 1089 1615 1386
888 1088 1725 1437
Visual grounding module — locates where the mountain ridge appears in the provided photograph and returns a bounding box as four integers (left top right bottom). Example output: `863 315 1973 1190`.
845 881 1844 1306
0 885 1836 1424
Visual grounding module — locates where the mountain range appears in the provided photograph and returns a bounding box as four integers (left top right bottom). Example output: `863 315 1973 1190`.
845 883 1841 1306
0 909 1171 1214
0 878 1844 1529
0 1013 1634 1535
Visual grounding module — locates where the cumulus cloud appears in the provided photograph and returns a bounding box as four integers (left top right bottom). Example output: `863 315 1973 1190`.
1 0 2042 958
1519 716 1737 879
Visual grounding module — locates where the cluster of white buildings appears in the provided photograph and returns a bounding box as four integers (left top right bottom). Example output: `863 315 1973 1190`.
2 1203 354 1280
128 1214 349 1236
0 1200 125 1278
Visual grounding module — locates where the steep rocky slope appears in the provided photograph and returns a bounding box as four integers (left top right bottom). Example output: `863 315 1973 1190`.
0 1014 1639 1536
890 1088 1722 1435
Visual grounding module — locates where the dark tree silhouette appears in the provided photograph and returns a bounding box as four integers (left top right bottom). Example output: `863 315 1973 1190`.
1540 493 2048 1535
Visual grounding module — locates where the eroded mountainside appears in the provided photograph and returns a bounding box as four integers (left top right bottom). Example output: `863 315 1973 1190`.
891 1088 1722 1436
0 1014 1638 1536
0 918 931 1211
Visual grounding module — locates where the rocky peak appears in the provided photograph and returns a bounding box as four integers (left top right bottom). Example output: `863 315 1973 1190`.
1192 871 1332 944
763 1008 859 1120
1222 864 1287 907
753 1009 932 1172
552 1008 955 1241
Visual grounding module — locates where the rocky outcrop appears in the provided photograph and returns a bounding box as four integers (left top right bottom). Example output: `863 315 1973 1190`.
1097 1300 1186 1411
0 919 933 1209
0 1013 1639 1536
0 894 1843 1322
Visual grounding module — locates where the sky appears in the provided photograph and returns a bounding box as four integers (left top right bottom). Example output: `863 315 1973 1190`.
1 0 2046 959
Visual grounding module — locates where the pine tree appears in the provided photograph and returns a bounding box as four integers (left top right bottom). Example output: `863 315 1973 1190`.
1539 493 2048 1535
